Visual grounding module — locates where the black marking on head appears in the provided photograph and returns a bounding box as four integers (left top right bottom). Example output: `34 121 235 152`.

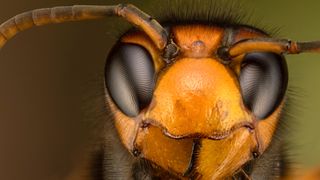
99 1 290 179
162 39 180 64
217 46 232 63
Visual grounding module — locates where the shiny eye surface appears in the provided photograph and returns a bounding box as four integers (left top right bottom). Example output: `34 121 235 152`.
239 52 288 119
105 43 155 117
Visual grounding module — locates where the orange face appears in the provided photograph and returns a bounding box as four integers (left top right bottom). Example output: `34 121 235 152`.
105 25 286 179
1 2 320 180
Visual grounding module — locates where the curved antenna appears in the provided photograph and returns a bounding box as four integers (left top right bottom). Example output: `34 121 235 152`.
0 4 168 50
225 38 320 58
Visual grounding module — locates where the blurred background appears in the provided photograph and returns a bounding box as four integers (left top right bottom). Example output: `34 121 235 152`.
0 0 319 179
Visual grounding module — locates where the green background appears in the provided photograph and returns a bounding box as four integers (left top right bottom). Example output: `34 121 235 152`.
0 0 319 179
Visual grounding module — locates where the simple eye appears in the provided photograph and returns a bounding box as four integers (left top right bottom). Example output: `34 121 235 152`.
105 43 155 117
239 52 288 119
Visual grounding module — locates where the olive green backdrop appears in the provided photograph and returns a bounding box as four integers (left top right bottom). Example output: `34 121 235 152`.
0 0 319 179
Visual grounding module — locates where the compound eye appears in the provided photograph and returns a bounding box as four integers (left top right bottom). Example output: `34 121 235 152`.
105 43 155 117
239 52 288 119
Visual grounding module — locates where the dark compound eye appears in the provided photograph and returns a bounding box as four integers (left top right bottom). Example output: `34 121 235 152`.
105 43 155 117
239 52 288 119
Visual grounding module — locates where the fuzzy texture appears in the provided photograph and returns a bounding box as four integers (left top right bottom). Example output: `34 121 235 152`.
83 0 292 179
148 0 279 36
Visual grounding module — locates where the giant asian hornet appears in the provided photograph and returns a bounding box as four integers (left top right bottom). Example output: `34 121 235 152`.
0 0 320 179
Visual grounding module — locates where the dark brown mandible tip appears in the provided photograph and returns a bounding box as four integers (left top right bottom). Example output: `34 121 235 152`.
0 4 168 50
